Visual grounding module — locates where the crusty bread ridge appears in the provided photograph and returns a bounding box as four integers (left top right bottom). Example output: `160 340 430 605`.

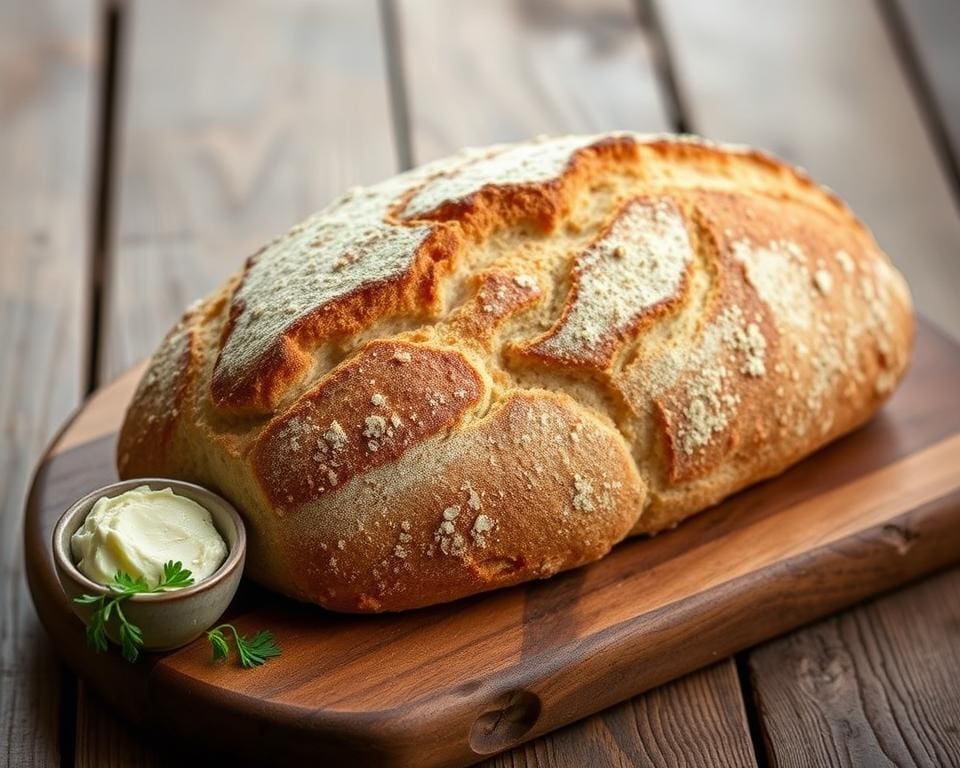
117 133 913 612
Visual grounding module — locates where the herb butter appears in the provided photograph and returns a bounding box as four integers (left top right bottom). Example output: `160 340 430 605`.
71 485 227 588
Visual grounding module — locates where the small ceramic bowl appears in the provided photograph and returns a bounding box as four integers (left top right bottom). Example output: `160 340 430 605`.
53 478 246 652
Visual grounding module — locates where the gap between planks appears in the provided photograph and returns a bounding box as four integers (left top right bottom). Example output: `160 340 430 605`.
632 0 689 133
877 0 960 211
84 0 125 398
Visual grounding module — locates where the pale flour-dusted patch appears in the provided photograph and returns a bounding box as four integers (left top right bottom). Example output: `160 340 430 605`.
471 514 495 547
647 304 769 457
532 198 693 364
461 481 482 510
217 172 436 385
732 238 813 329
676 365 738 456
435 505 467 558
572 474 595 512
814 269 834 295
401 134 611 219
363 415 387 440
513 273 539 291
323 420 348 451
834 249 855 274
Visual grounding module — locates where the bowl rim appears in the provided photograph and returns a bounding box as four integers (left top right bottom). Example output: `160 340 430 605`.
52 477 247 603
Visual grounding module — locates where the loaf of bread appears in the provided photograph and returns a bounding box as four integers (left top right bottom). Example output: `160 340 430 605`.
117 133 913 612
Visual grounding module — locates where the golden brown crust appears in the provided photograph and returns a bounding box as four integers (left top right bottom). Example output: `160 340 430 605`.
118 133 914 612
249 341 484 514
398 134 640 235
210 226 461 414
280 391 645 612
117 311 198 478
624 190 912 532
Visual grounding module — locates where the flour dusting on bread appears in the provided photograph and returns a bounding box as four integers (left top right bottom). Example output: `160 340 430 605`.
525 197 693 367
401 134 600 219
732 238 813 330
213 181 434 404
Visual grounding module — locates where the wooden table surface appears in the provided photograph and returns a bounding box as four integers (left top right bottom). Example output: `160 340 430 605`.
3 1 958 766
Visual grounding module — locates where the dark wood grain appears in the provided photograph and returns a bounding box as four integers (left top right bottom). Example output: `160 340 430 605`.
24 321 960 767
73 683 169 768
483 663 757 768
749 566 960 767
0 0 97 764
654 0 960 340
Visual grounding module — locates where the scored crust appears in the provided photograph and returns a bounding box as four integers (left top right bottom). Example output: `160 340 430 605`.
117 133 913 612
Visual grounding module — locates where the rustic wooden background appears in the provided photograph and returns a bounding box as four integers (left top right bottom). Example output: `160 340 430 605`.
2 0 959 765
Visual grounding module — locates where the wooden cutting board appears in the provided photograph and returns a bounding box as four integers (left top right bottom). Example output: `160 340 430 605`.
25 319 960 768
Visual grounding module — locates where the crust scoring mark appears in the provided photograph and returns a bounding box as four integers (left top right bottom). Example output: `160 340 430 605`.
443 270 544 349
651 303 769 466
520 197 694 369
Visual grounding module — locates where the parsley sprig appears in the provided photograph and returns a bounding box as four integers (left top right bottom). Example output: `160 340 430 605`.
74 560 195 662
207 624 282 668
75 561 281 669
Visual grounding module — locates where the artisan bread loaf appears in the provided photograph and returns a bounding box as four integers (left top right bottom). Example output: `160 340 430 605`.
117 133 913 612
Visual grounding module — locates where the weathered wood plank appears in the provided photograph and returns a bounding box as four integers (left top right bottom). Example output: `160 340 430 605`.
749 566 960 767
79 0 401 763
100 0 398 380
0 0 97 764
482 662 756 768
395 0 670 162
655 0 960 340
396 1 755 765
890 0 960 191
74 684 170 768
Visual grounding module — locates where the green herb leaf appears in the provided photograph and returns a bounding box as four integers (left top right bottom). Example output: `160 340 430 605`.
117 616 143 663
207 627 230 662
207 624 281 669
75 564 279 671
111 570 149 594
236 630 282 669
158 560 193 590
83 598 109 653
75 564 194 664
73 594 102 605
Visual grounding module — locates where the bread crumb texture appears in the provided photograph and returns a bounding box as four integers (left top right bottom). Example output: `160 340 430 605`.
118 133 913 611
